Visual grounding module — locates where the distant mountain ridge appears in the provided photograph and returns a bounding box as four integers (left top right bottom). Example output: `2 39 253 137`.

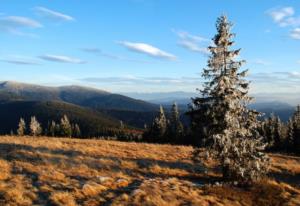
0 81 158 112
124 91 298 122
0 81 297 131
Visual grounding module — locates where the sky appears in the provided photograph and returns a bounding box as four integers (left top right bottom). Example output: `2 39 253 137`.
0 0 300 94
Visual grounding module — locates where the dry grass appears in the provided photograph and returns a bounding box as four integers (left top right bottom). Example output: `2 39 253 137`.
0 136 299 205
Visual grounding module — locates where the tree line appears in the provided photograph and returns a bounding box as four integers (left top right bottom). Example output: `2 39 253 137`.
15 115 81 138
259 105 300 154
144 102 300 152
14 114 143 141
143 103 184 144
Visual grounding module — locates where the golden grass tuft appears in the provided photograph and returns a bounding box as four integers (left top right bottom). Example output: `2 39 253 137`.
0 159 10 180
81 182 107 197
49 191 77 206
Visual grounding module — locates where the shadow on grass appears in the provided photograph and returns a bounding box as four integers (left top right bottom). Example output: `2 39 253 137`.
0 142 220 183
269 171 300 187
3 142 298 205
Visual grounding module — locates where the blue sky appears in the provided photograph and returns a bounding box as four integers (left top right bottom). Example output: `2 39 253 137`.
0 0 299 93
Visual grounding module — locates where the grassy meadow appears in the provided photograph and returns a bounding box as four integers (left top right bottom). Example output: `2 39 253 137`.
0 136 299 206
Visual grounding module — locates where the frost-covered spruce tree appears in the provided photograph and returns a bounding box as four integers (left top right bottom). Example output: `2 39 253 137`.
30 116 42 136
72 123 81 138
168 102 184 142
190 15 269 183
48 120 57 137
265 115 275 148
286 118 294 151
60 115 72 137
145 105 167 142
273 115 283 149
17 118 26 136
153 106 167 142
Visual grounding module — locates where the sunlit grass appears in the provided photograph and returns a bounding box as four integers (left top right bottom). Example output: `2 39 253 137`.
0 135 299 205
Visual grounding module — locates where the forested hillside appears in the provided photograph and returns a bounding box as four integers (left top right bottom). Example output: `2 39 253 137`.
0 100 123 137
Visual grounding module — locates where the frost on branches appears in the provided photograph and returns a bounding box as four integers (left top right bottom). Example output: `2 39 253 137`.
190 15 270 184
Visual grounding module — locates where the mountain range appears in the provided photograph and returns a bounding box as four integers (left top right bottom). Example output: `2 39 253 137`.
123 91 298 122
0 81 297 136
0 81 157 111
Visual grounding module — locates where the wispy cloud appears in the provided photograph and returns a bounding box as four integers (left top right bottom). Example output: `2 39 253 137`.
0 55 40 65
267 7 295 27
252 59 271 66
0 16 42 36
248 71 300 93
80 76 201 86
118 41 177 61
250 71 300 81
290 28 300 39
80 47 152 63
39 54 86 64
34 6 74 22
80 48 102 53
78 72 300 94
267 6 300 40
173 30 210 54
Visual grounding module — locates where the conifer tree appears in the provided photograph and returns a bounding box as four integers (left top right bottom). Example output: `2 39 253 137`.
265 115 275 148
30 116 42 136
152 106 167 142
292 105 300 153
286 118 294 151
17 118 26 136
48 120 57 137
168 102 184 143
189 15 269 183
263 114 282 150
72 123 81 138
119 121 125 130
59 115 72 137
144 106 167 142
273 115 283 150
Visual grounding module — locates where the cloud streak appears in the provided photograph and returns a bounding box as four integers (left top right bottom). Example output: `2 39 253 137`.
174 30 210 54
267 7 295 27
80 47 152 63
290 28 300 39
252 59 271 66
267 6 300 40
118 41 177 60
77 71 300 94
34 7 74 22
0 16 42 35
248 71 300 93
39 54 86 64
0 57 40 65
80 76 201 86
